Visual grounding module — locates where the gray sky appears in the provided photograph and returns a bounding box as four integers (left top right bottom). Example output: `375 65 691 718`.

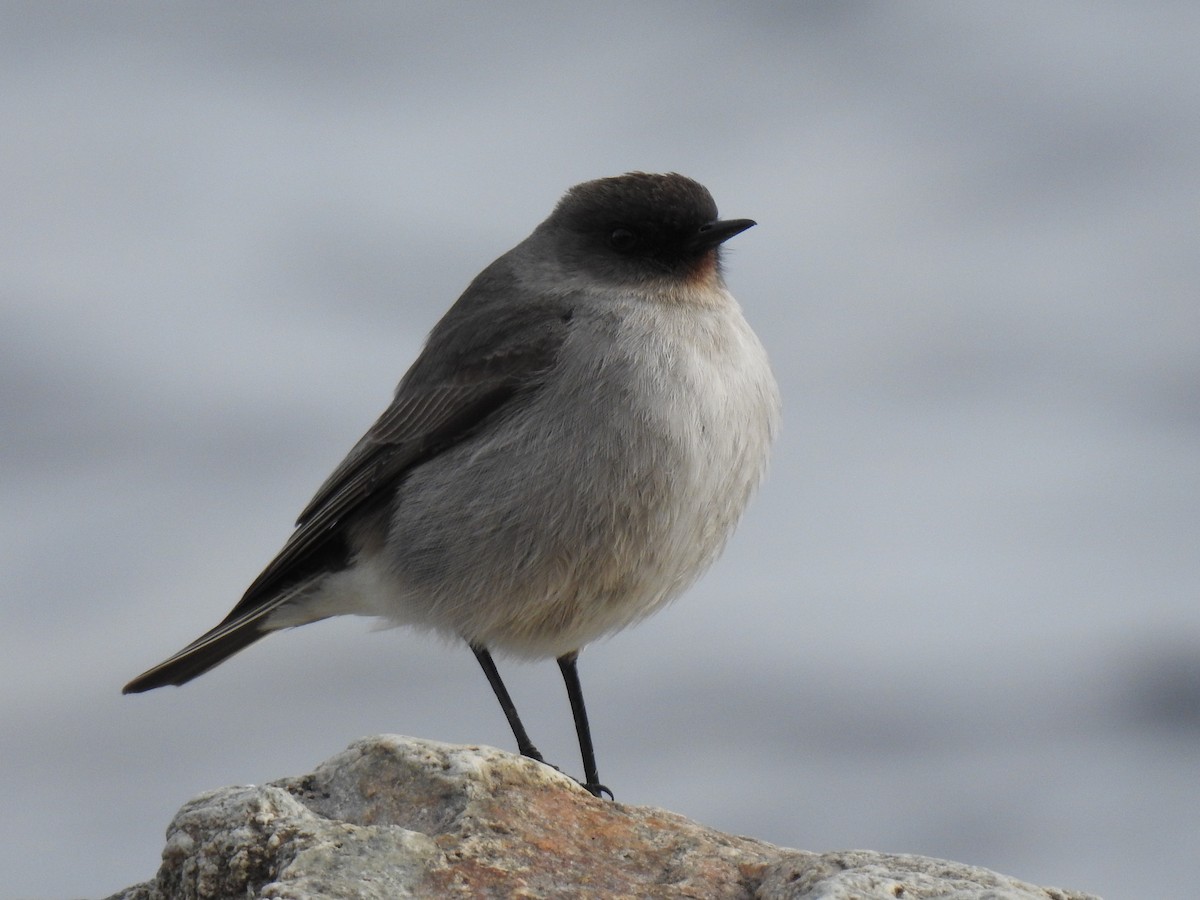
3 4 1198 898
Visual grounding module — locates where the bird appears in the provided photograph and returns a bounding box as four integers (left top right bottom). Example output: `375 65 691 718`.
124 172 780 797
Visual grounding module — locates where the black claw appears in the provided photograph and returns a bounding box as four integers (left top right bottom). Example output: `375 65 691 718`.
531 760 612 798
582 781 614 800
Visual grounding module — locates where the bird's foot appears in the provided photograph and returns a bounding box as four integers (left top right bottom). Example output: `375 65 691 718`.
580 780 614 800
519 746 611 798
518 745 546 764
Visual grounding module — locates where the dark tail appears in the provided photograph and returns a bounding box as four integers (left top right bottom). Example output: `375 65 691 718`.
123 613 271 693
123 565 329 694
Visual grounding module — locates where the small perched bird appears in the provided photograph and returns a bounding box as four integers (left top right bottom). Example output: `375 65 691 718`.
124 172 779 796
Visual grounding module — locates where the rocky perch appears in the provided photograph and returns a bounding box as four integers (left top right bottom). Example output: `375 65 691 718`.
106 735 1098 899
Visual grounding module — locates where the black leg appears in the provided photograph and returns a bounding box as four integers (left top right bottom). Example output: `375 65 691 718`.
471 643 544 762
557 651 612 799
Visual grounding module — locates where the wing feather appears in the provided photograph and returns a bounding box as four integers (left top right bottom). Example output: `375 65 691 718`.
221 308 569 623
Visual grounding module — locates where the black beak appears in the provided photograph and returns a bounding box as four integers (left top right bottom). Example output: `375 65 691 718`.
690 218 756 252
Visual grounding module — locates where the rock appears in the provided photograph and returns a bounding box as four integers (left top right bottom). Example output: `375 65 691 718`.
105 735 1099 899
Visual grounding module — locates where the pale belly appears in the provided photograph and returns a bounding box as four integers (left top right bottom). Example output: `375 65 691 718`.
340 298 780 658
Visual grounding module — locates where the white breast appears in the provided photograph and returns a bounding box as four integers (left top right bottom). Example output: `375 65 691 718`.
624 291 780 595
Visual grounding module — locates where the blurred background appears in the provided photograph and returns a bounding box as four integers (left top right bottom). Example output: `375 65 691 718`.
3 3 1197 897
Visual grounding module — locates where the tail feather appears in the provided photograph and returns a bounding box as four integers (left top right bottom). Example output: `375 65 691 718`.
122 584 313 693
123 615 270 693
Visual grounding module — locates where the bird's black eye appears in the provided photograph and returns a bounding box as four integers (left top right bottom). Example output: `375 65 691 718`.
608 227 638 252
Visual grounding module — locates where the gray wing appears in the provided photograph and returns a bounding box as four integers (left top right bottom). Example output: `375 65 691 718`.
223 295 572 623
122 362 547 692
122 259 576 693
